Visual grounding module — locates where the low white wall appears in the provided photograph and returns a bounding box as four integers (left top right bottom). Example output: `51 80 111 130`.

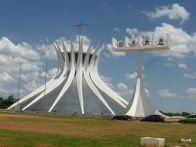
141 137 165 147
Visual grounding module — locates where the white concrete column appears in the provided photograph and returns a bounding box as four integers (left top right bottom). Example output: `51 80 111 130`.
137 51 142 79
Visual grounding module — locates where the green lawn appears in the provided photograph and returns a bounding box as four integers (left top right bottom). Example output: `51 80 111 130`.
0 112 195 147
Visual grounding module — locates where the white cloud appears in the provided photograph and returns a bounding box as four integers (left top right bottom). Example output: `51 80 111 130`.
0 84 14 96
48 68 58 78
41 68 57 79
100 75 134 97
100 76 133 97
186 88 196 99
126 28 139 36
116 82 133 97
100 75 114 89
143 3 190 24
178 63 187 69
106 44 125 57
157 89 178 98
126 72 137 80
0 37 40 60
117 82 128 90
126 23 196 58
184 72 196 79
113 27 120 33
24 80 42 93
0 72 14 82
126 72 145 80
128 4 132 8
0 37 43 97
36 43 56 59
103 52 111 58
186 88 196 95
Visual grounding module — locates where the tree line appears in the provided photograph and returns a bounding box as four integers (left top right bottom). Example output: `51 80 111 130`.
0 95 17 109
160 111 191 117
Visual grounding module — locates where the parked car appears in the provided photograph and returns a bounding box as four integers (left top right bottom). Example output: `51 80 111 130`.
179 114 196 124
112 115 132 120
140 115 165 122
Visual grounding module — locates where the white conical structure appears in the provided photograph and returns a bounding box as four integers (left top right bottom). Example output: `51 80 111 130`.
112 35 169 117
125 52 160 117
8 38 128 115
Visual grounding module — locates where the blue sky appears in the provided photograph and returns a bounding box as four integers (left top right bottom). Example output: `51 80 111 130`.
0 0 196 113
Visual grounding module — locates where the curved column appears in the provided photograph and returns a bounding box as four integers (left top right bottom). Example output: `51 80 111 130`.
89 45 128 108
96 45 128 105
54 42 65 79
76 39 84 114
22 40 68 111
54 43 61 77
83 46 115 115
48 38 76 112
83 41 92 70
61 38 70 77
89 43 99 67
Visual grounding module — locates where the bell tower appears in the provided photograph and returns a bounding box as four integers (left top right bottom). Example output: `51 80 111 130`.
112 35 169 117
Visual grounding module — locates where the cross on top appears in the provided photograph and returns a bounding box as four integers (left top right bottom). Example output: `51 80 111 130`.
73 20 88 44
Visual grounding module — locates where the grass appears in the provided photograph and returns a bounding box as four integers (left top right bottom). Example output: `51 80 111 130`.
0 112 195 146
0 129 150 147
1 129 136 147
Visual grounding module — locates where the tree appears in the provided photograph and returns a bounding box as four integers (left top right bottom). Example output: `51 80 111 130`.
0 95 16 109
181 112 190 116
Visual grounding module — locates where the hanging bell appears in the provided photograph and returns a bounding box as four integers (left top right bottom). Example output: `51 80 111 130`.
144 38 150 45
118 40 123 47
158 38 164 45
132 39 136 45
